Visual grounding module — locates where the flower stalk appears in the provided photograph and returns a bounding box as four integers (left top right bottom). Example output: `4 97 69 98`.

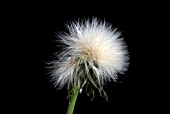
66 85 79 114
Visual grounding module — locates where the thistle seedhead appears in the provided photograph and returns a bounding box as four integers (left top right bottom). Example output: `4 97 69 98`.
50 18 129 100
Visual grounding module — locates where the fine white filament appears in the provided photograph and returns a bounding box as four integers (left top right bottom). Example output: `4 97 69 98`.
50 18 129 90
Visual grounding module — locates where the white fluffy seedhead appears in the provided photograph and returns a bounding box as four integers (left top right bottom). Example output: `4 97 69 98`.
50 18 129 99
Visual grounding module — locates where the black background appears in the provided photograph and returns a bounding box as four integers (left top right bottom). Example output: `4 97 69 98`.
4 1 168 114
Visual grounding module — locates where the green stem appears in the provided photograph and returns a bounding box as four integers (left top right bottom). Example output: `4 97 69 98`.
66 85 79 114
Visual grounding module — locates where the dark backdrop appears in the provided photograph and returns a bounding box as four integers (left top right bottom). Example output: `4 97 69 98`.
4 2 168 114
